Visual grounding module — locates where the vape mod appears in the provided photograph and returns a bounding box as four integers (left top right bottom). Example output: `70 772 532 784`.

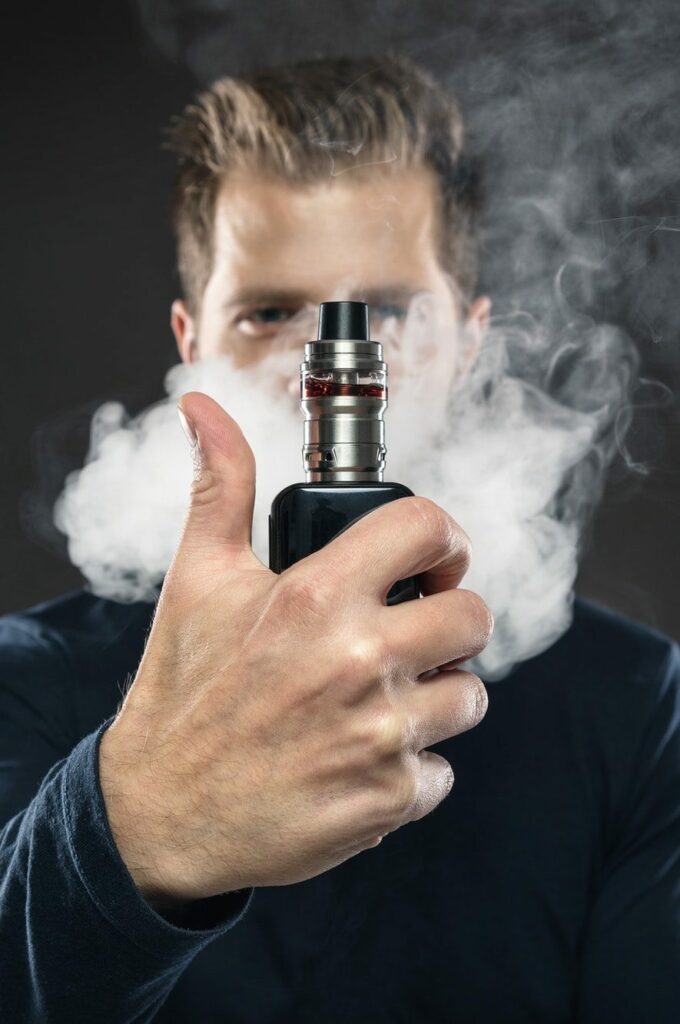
269 300 419 604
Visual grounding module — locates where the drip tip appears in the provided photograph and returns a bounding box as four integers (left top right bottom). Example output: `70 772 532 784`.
317 300 370 341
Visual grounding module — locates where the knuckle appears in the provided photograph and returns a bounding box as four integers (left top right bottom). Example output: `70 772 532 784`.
276 570 327 618
445 672 488 733
189 466 220 509
368 705 411 758
462 590 494 651
342 635 386 684
466 673 489 727
418 753 455 817
455 526 473 572
408 497 471 568
407 496 448 538
389 764 419 818
442 759 455 795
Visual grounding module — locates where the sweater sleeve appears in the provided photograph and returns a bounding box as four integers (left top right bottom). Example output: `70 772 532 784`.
0 620 253 1024
576 640 680 1023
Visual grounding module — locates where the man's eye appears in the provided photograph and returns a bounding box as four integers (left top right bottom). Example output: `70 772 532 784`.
250 307 293 323
236 307 298 337
372 303 408 321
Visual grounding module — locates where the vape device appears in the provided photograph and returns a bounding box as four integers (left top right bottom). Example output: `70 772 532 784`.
269 300 419 604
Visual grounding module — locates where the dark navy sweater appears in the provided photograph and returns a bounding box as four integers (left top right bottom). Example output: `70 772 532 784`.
0 590 679 1023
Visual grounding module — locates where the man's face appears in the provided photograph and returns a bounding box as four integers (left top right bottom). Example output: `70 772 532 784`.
171 166 489 388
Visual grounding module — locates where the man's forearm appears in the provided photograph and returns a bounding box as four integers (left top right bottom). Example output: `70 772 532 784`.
0 720 251 1024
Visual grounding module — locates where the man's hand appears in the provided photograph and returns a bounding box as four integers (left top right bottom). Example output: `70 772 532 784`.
99 392 493 905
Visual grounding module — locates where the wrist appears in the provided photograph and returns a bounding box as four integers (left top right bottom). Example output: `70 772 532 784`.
98 723 184 906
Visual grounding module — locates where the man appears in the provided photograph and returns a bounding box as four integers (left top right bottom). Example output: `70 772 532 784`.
1 55 679 1024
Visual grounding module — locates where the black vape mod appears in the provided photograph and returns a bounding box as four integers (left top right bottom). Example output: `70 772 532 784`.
269 300 419 604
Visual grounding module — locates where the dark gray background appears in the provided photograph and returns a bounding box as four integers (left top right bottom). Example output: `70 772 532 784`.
2 1 678 641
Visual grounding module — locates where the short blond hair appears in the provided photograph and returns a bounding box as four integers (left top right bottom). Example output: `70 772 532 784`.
168 55 481 312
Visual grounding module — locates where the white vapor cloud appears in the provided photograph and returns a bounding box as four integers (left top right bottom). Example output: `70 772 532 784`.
55 297 634 680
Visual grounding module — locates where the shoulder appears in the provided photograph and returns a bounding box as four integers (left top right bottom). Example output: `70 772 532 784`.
0 590 154 739
513 595 679 704
571 597 679 748
483 598 680 850
509 596 680 797
569 596 677 683
0 589 152 664
498 595 680 767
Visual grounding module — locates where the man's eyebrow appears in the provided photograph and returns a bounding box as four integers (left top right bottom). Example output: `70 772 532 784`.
349 286 423 306
223 285 425 310
224 288 309 309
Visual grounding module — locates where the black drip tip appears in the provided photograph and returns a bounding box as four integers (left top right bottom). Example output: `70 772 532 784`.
317 301 370 341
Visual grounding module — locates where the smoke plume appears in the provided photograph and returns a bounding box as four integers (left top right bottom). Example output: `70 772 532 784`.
54 294 635 680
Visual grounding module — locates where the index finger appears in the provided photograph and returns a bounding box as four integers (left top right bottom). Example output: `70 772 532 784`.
302 496 472 601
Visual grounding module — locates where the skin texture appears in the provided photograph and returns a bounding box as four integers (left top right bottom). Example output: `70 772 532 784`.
98 166 494 908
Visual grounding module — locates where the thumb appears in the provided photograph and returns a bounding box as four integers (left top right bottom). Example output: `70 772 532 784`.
177 392 257 558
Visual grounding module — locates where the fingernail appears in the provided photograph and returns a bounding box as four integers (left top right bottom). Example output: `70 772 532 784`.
177 406 198 449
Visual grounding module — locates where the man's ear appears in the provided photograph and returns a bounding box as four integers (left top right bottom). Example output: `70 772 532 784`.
466 295 491 338
458 295 491 378
171 299 198 364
